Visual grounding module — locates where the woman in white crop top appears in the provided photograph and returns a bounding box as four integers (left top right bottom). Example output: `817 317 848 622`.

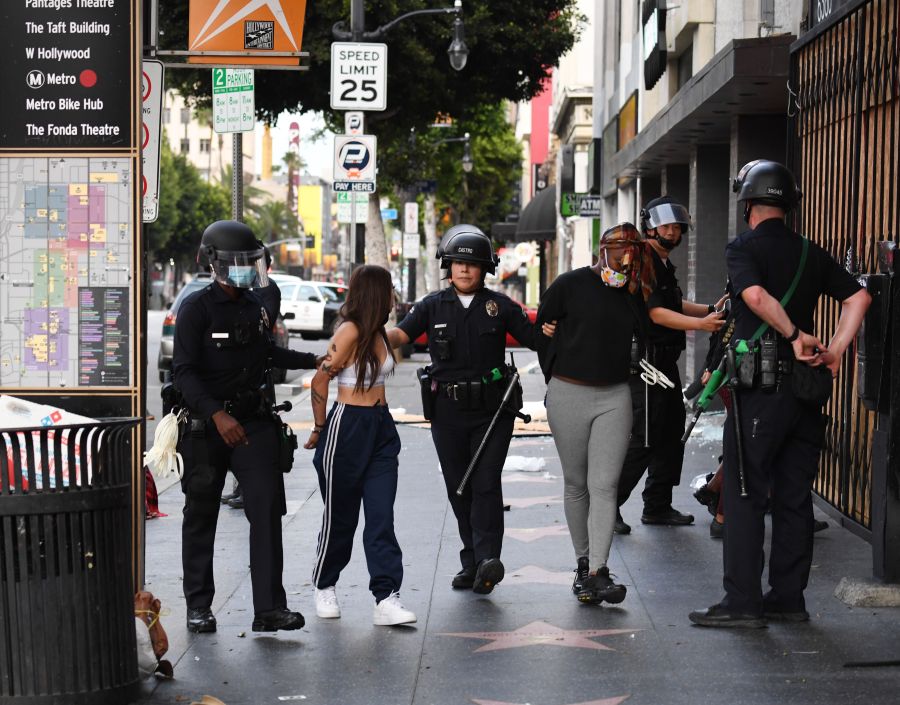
303 265 416 626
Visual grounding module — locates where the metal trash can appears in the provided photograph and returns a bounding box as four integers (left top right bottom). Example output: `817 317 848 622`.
0 417 142 704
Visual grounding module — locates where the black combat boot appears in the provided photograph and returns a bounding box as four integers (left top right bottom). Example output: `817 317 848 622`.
577 567 627 605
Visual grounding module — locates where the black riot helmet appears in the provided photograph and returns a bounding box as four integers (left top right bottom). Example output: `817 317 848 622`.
732 160 802 213
197 220 269 289
641 196 691 234
640 195 691 250
436 224 499 274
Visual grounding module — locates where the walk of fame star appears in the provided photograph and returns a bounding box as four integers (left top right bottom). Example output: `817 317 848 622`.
504 495 563 508
439 620 638 652
471 697 629 705
506 525 570 542
505 564 573 586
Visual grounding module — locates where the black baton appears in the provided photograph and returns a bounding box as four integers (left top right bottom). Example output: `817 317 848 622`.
726 347 749 499
455 358 531 496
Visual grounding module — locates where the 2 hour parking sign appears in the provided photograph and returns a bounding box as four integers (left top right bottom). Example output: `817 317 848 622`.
333 134 377 192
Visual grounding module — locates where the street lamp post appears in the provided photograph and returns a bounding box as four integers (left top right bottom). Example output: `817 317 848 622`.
333 1 469 271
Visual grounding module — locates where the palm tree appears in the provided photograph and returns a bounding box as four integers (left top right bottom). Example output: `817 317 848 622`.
248 200 302 243
282 150 306 216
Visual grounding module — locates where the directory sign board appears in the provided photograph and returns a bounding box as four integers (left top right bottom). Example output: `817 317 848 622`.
0 0 134 150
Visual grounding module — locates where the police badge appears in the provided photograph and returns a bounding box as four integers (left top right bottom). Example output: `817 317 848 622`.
485 300 499 317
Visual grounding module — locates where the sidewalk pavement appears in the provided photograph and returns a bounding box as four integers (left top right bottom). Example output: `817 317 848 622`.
136 353 900 705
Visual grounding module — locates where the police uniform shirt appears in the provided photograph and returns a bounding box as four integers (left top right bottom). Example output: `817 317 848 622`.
726 218 862 354
646 248 687 350
173 282 316 418
398 286 536 380
255 281 282 329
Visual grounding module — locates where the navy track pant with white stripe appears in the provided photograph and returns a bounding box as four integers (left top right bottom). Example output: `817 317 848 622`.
311 402 403 601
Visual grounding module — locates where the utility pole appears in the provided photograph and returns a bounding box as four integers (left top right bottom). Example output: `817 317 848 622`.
350 0 366 269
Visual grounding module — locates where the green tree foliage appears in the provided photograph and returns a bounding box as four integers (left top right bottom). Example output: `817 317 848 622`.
158 1 582 132
246 200 302 243
382 103 522 227
146 138 231 270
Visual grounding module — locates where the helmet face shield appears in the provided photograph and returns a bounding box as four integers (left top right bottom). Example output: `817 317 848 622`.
209 247 269 289
644 202 691 231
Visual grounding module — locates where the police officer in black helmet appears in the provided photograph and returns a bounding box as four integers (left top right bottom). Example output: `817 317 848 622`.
614 196 727 534
173 220 319 634
689 161 870 628
387 225 545 594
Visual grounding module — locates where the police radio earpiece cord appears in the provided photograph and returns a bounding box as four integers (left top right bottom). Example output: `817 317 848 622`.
144 407 188 478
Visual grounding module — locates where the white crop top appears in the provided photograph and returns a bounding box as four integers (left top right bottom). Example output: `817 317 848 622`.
336 336 395 388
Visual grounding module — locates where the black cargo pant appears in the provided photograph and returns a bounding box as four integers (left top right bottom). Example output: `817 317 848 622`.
617 352 686 514
720 386 825 615
430 394 515 571
179 417 286 614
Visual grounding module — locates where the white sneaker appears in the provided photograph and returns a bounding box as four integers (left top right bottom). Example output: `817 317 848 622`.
373 591 417 626
315 586 341 619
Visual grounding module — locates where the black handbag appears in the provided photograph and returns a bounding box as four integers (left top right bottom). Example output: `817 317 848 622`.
791 363 834 406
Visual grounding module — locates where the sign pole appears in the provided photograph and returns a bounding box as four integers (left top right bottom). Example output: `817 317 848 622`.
233 133 243 221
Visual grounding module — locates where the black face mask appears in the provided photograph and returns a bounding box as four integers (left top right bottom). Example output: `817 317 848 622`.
656 234 680 251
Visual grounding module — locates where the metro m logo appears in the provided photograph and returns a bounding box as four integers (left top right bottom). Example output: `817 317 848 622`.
26 71 45 89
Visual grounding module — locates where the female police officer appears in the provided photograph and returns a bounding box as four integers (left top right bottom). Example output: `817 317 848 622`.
387 225 542 594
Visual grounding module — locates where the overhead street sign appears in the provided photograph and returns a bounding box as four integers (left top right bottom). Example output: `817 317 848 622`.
142 60 164 223
330 42 387 111
333 134 377 192
188 0 308 66
212 68 254 134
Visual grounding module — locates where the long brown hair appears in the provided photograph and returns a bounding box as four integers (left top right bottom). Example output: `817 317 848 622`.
339 265 394 393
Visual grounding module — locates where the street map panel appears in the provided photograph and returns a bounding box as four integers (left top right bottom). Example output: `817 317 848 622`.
0 157 132 388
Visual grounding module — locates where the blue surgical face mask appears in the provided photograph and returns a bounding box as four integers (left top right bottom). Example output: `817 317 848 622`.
228 265 257 288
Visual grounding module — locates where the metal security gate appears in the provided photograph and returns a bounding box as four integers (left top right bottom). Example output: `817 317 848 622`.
788 0 899 531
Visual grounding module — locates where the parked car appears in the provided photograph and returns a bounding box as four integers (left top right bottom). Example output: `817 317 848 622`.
275 276 349 339
157 273 291 383
394 294 537 353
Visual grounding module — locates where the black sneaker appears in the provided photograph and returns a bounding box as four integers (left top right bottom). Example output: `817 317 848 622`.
472 558 505 595
814 519 829 533
689 603 766 628
577 567 626 605
641 507 694 525
451 567 476 589
614 511 632 535
186 607 217 633
252 607 305 632
709 518 724 539
572 557 589 594
227 494 245 510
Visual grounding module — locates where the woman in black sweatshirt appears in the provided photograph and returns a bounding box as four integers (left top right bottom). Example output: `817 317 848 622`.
536 222 652 605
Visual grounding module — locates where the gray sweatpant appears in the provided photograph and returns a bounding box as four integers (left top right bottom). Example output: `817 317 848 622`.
546 377 632 572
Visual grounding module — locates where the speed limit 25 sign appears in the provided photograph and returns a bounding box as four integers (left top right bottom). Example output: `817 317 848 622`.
330 42 387 111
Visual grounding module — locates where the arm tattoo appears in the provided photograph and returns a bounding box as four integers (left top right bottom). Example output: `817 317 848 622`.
311 388 326 404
